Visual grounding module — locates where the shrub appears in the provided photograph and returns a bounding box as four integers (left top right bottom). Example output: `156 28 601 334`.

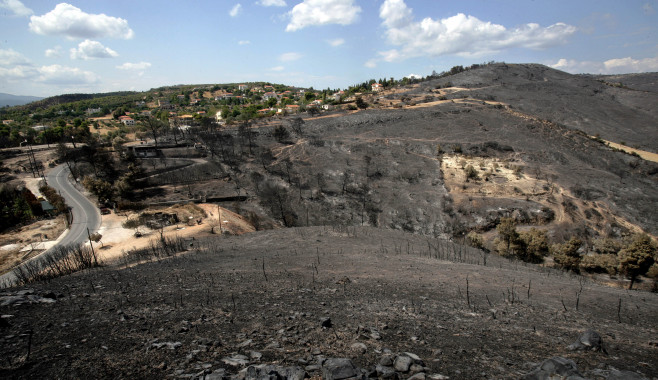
552 237 583 273
466 231 484 250
580 254 619 275
464 164 479 180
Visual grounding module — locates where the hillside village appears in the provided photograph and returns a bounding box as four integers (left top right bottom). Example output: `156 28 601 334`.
0 75 417 149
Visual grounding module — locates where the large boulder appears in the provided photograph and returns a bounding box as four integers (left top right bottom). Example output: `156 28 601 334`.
568 329 605 352
322 358 358 380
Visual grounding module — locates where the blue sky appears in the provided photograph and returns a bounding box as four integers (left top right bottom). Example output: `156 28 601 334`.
0 0 656 97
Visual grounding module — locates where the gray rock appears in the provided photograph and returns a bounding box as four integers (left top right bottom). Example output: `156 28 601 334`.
409 364 424 374
205 369 226 380
151 341 182 350
403 352 422 363
375 365 398 379
408 373 426 380
427 375 450 380
523 357 586 380
305 364 321 372
606 369 648 380
222 354 249 367
279 366 307 380
322 358 357 380
568 329 604 352
394 355 413 372
350 342 367 353
379 354 394 366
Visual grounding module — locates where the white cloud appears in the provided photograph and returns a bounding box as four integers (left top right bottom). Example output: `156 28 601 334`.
0 48 99 87
269 66 285 71
229 3 242 17
116 61 152 71
0 48 31 66
29 3 134 39
604 56 658 73
37 64 99 85
258 0 286 6
0 65 38 80
45 46 63 58
0 49 37 81
327 38 345 47
286 0 361 32
371 0 576 65
0 0 32 17
364 59 377 68
550 56 658 74
238 40 251 45
279 52 302 61
70 40 118 60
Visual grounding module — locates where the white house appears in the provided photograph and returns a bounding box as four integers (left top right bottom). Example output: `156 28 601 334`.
119 116 135 126
263 92 277 101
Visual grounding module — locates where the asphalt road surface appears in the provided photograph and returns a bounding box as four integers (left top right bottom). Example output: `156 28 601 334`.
0 164 101 287
46 164 101 247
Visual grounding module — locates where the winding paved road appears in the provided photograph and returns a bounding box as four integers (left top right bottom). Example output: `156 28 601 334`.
0 164 101 287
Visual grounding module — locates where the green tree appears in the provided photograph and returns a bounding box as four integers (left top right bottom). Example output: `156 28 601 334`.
552 237 583 273
495 217 521 258
618 233 656 290
518 228 549 263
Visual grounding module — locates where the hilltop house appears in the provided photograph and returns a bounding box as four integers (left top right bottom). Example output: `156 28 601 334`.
285 104 300 113
119 116 135 126
372 83 383 92
238 84 248 91
263 92 277 101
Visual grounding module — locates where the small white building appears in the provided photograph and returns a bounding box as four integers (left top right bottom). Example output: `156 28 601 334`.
119 116 135 126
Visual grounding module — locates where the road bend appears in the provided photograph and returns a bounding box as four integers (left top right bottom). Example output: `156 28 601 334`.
0 164 101 287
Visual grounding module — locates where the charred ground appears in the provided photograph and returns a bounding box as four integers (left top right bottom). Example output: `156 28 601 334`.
1 63 657 379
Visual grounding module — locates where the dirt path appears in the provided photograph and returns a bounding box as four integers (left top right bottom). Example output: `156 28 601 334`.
598 139 658 163
93 204 255 263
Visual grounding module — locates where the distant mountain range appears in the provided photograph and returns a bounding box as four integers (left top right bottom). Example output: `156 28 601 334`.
0 93 44 107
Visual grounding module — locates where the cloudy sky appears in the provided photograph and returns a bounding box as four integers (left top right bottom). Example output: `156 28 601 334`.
0 0 656 97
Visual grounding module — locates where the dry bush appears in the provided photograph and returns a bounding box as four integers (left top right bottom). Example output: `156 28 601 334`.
13 244 102 285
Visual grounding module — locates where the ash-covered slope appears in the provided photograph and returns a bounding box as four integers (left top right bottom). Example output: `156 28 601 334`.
423 63 658 151
1 227 656 379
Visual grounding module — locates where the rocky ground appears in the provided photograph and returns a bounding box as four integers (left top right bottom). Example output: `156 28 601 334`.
1 227 656 379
